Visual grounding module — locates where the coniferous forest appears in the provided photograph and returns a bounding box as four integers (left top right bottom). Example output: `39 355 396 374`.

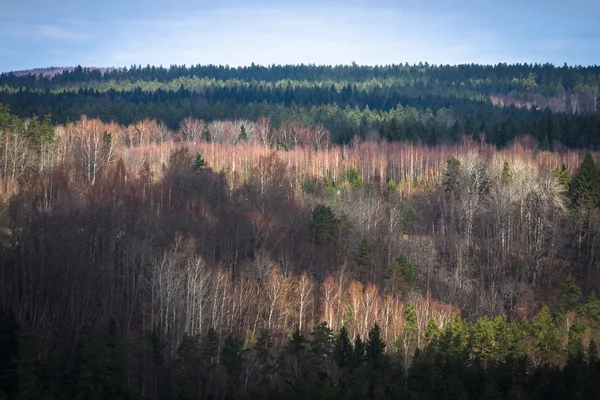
1 63 600 399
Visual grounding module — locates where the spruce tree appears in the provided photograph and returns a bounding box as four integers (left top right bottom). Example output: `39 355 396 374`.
220 335 244 387
541 134 551 151
333 325 353 369
574 153 600 209
353 335 365 367
192 153 206 172
553 164 572 193
238 125 248 142
558 275 582 313
532 306 561 364
366 323 386 367
175 333 201 398
0 310 18 400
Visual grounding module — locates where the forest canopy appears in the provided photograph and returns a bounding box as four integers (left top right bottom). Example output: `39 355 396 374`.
0 63 600 399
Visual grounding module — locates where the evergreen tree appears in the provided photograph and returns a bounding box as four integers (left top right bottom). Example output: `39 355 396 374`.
0 310 18 400
220 335 244 387
199 328 219 399
574 153 600 209
353 238 373 277
587 339 597 360
333 325 353 369
287 328 306 354
558 275 582 313
175 333 201 399
192 153 207 172
16 328 41 400
365 323 386 367
353 335 365 367
424 318 440 345
309 322 334 380
566 321 585 357
541 134 551 151
308 204 339 244
553 164 572 193
578 293 600 329
238 124 248 142
532 306 562 364
402 303 418 365
501 159 511 183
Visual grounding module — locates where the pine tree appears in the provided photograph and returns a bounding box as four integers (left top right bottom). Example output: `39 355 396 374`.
0 310 18 400
175 333 201 399
402 303 418 365
501 159 511 183
424 318 440 345
309 322 334 362
308 204 339 244
574 153 600 209
353 238 373 277
192 153 206 172
541 134 551 151
587 339 597 360
366 323 386 367
238 124 248 142
353 335 365 367
287 328 306 354
578 293 600 329
333 325 353 369
220 335 244 387
553 164 572 193
309 322 334 380
532 306 561 364
558 275 582 313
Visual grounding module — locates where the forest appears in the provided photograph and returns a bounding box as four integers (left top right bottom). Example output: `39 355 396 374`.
0 63 600 399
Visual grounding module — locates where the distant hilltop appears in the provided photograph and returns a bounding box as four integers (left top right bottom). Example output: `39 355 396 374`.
10 66 116 77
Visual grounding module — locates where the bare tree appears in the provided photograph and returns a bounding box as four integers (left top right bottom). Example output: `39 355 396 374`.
70 117 114 185
179 117 205 144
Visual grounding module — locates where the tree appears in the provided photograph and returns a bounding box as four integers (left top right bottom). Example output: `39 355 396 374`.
309 204 339 244
353 334 365 367
365 323 386 367
238 124 248 142
401 304 418 365
541 134 551 151
424 318 440 345
220 335 244 388
192 152 207 172
574 153 600 209
0 310 18 400
309 322 334 380
179 117 205 144
333 325 353 369
558 275 582 313
70 117 113 184
442 155 461 234
175 333 201 399
531 306 561 365
553 164 572 193
199 328 219 398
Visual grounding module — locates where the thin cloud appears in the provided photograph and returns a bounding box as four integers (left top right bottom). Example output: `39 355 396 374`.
35 24 92 41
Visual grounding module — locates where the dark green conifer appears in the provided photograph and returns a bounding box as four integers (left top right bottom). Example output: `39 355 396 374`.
574 153 600 209
366 323 386 366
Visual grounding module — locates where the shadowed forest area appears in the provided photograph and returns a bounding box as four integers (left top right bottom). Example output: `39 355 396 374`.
1 63 600 399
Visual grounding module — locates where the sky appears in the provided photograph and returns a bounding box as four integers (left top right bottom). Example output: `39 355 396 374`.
1 0 598 72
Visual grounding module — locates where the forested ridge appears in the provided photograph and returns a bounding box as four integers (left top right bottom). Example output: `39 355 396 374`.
1 63 599 147
1 63 600 399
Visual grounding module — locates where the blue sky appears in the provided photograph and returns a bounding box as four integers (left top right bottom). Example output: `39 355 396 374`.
1 0 598 72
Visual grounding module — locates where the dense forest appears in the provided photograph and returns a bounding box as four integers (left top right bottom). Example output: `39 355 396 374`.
1 63 600 399
1 63 599 147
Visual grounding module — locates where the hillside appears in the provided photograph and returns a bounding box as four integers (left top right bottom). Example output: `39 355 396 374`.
0 63 600 399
